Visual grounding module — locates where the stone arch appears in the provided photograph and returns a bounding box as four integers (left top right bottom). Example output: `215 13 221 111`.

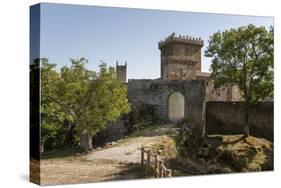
168 92 185 122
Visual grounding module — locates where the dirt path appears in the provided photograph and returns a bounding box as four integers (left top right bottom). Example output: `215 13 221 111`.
86 137 159 163
40 125 177 185
86 125 176 164
40 159 138 185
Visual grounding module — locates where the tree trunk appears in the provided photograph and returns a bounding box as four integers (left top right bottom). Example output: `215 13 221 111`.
63 122 76 147
244 111 250 137
80 129 93 152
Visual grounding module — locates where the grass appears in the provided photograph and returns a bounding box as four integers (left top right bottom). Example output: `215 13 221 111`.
172 169 189 176
115 124 175 145
212 135 273 171
169 134 273 175
125 124 178 159
41 124 273 177
127 124 162 137
149 135 177 159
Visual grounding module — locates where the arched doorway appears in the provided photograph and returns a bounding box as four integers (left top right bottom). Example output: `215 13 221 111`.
168 92 185 122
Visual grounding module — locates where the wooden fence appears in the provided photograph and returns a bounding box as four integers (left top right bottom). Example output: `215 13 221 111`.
141 147 172 178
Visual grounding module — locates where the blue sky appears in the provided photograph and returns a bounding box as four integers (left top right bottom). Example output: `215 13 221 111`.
38 3 273 79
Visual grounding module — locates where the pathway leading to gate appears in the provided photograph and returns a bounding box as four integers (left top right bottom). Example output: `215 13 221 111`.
40 125 177 185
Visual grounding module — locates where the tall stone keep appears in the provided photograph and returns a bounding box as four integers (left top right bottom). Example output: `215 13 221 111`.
158 33 204 80
116 61 127 83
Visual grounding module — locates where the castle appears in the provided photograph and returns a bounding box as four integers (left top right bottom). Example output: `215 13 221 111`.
116 33 242 123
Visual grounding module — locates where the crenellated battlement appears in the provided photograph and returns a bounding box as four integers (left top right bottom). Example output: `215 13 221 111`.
159 33 203 80
158 32 204 49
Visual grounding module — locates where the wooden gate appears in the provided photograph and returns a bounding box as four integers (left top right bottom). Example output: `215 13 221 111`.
168 92 185 122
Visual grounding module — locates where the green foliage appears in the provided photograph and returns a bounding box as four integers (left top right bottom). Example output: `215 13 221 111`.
175 122 204 156
79 62 131 135
40 58 130 151
30 58 40 128
205 24 273 103
205 24 273 135
126 103 160 133
40 58 71 149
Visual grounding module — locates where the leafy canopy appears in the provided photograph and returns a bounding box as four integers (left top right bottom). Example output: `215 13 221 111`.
40 58 130 149
205 24 273 104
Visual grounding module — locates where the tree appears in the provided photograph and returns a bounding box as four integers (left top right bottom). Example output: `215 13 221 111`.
69 60 130 151
205 24 273 136
41 58 130 151
41 58 76 149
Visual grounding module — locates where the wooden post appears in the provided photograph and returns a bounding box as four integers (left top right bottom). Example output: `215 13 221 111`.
147 149 151 169
159 160 163 178
141 147 144 166
155 154 159 177
140 147 172 178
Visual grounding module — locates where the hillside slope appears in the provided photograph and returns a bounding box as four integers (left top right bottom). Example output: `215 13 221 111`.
170 134 273 175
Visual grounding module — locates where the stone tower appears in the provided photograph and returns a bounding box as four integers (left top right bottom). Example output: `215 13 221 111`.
116 61 127 83
158 33 204 80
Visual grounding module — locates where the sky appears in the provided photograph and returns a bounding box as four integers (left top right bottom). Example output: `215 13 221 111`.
36 3 273 79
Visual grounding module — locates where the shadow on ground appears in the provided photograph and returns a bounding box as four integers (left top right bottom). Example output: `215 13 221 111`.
41 147 85 160
105 163 155 181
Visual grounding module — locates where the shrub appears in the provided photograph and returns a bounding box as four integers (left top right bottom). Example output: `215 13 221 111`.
175 120 204 156
125 103 160 133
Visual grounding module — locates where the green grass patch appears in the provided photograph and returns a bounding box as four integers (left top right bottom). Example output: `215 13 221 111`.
172 169 189 176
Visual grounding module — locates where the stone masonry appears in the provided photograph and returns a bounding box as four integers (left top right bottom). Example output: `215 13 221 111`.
127 79 205 124
124 33 242 124
116 61 127 83
159 33 203 80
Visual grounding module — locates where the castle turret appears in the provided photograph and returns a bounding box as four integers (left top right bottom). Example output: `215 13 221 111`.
116 61 127 83
158 33 204 80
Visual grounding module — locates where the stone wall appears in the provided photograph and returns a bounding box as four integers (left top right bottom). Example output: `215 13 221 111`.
205 81 242 101
164 62 197 80
206 83 230 101
206 102 273 141
127 79 205 125
94 79 206 145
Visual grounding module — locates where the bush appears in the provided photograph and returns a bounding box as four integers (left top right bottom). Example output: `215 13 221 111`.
175 120 204 156
125 103 160 133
